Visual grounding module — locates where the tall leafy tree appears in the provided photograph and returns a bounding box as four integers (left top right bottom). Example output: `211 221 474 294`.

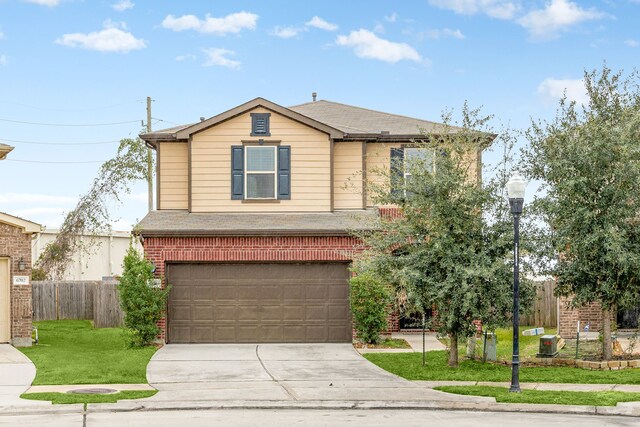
36 137 150 279
353 105 533 367
523 66 640 360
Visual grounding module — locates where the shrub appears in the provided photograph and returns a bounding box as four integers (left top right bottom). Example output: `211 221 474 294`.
350 274 391 344
118 246 170 347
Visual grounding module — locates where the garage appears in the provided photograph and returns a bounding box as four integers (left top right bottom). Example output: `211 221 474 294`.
166 262 351 343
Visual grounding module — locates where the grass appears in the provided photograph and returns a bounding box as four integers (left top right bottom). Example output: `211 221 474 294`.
443 327 558 360
364 351 640 384
21 390 157 405
434 386 640 406
19 320 157 385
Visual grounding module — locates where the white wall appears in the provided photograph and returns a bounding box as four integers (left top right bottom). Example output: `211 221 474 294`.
32 229 142 281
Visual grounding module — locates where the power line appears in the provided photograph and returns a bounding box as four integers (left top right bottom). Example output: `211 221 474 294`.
0 137 120 146
0 118 141 127
0 99 145 112
6 158 105 164
152 117 180 126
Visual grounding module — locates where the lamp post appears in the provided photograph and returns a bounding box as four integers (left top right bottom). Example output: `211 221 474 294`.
507 172 526 393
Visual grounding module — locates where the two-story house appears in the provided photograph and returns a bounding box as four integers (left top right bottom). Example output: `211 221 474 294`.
138 97 481 344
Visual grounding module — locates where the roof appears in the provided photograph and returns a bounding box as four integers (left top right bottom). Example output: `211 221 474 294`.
136 210 378 237
141 98 344 145
0 143 14 160
0 212 42 233
289 100 451 137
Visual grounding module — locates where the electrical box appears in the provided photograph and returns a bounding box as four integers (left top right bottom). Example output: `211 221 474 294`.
483 333 497 361
537 334 559 358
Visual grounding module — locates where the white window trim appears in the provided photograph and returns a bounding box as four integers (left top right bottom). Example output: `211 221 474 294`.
244 146 277 200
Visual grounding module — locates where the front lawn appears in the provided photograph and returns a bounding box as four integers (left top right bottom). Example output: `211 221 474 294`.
21 390 157 405
434 386 640 406
364 351 640 384
20 320 157 385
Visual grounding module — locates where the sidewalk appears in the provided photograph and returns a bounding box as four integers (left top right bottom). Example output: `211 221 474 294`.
414 380 640 393
0 344 51 409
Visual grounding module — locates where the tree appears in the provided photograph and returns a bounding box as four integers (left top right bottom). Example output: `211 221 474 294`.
119 245 170 347
36 137 150 279
522 66 640 360
353 105 533 367
350 273 392 344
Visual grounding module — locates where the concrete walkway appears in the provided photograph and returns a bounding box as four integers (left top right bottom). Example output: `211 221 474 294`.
0 344 50 409
144 343 488 403
355 332 447 354
415 381 640 392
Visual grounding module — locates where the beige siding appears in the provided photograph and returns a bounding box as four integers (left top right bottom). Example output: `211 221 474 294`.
333 141 364 209
191 107 331 212
159 142 189 210
365 142 403 207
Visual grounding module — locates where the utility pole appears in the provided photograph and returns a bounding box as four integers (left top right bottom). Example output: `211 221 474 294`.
146 96 153 212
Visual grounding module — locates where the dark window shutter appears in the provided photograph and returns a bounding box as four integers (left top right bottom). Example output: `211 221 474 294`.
251 113 271 136
231 146 244 200
390 147 404 200
277 145 291 200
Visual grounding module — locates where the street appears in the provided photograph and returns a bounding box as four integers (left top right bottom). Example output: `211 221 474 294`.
0 409 635 427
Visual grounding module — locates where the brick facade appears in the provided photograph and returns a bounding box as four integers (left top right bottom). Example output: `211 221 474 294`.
558 296 616 338
0 222 33 347
142 235 363 341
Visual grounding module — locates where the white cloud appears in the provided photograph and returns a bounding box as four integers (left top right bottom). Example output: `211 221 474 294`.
427 28 465 40
202 48 240 69
538 77 588 105
175 53 196 61
55 21 146 53
22 0 60 6
384 12 398 23
305 16 338 31
428 0 519 20
336 29 421 63
0 30 4 40
625 39 639 48
0 55 6 66
111 0 134 12
161 12 258 35
0 193 77 205
270 26 302 39
517 0 604 40
373 23 385 34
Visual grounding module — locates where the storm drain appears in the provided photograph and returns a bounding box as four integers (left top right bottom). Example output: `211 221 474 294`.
66 388 118 395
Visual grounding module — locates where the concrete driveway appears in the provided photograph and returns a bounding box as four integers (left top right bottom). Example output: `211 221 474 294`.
0 344 50 409
146 343 484 403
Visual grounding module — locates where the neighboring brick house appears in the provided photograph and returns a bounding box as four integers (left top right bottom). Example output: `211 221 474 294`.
0 212 41 347
137 97 482 344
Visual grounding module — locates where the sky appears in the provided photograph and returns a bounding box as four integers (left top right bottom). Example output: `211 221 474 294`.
0 0 638 231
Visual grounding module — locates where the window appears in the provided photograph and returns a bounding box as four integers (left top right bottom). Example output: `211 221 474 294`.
245 146 276 199
231 145 291 200
251 113 271 136
403 147 434 183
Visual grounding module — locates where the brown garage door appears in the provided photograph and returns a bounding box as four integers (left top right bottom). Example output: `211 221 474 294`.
166 263 351 343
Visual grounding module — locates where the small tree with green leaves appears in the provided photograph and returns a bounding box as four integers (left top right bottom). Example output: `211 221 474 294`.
522 65 640 360
353 104 534 367
350 273 392 344
118 246 169 347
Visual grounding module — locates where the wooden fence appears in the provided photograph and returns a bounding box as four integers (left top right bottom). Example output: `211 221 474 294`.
32 280 123 327
521 280 558 328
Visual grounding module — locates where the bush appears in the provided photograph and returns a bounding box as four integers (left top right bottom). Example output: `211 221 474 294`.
118 246 170 347
350 274 391 344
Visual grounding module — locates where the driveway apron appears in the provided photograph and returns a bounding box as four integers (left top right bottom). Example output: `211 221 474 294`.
0 344 50 408
146 343 484 403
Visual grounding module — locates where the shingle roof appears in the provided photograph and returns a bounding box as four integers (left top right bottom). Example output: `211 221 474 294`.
289 100 449 136
137 210 379 237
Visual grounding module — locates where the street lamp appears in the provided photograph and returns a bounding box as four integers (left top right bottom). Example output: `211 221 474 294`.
507 172 526 393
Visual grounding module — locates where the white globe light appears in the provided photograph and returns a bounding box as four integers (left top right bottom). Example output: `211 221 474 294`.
507 172 526 199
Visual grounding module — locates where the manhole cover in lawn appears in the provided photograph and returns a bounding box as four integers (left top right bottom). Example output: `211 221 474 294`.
67 388 118 395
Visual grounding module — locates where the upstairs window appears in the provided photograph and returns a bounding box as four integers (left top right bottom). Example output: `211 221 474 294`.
403 147 434 183
390 147 434 200
246 146 276 199
251 113 271 136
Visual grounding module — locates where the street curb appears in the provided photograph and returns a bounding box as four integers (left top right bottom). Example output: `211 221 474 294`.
2 399 639 418
81 399 640 417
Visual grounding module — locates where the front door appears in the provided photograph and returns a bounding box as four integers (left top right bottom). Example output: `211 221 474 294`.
0 258 10 343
